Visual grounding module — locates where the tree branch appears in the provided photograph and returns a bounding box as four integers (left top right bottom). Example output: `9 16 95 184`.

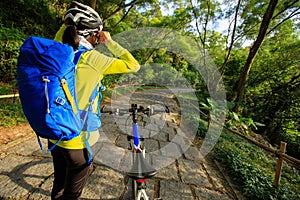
102 0 139 23
267 8 300 35
111 4 135 30
220 0 241 75
272 0 300 20
189 0 204 45
202 1 210 48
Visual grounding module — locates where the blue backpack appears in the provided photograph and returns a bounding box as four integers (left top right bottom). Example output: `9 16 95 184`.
17 36 103 164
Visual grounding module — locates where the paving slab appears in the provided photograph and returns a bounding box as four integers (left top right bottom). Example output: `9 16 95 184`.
178 159 211 187
159 180 193 200
82 165 125 199
194 187 232 200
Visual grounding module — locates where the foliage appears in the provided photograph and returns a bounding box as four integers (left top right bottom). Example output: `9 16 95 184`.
0 0 62 37
244 19 300 156
222 49 248 100
213 131 300 200
0 84 26 126
0 103 27 126
282 129 300 159
225 109 265 135
0 25 26 84
0 82 15 95
199 98 265 136
201 96 299 199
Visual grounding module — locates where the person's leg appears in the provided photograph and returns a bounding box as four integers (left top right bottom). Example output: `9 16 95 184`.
49 141 67 200
62 148 93 200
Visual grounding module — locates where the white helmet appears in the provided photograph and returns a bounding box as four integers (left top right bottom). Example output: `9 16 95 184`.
64 1 103 37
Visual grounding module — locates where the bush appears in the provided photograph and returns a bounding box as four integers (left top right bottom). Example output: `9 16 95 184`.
0 83 26 126
0 25 26 84
0 0 61 38
0 82 15 95
281 129 300 160
0 103 27 126
212 131 300 200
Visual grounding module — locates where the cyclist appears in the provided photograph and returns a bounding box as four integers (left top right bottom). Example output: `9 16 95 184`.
48 1 140 199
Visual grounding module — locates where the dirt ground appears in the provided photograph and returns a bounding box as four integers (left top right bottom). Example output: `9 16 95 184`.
0 123 33 145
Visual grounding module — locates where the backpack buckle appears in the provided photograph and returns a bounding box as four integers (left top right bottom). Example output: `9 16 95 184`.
55 97 66 105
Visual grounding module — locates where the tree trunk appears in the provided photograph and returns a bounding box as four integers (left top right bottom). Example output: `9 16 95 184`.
234 0 279 110
84 0 96 9
90 0 96 9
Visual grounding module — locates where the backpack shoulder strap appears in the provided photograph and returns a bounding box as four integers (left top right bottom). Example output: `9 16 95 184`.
89 83 105 112
85 83 105 165
74 46 89 65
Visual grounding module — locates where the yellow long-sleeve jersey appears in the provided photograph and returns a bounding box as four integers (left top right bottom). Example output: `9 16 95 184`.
50 25 140 149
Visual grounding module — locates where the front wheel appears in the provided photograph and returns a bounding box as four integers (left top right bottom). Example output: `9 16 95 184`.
132 180 148 200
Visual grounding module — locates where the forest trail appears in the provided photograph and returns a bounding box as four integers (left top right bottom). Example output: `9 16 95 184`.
0 88 245 200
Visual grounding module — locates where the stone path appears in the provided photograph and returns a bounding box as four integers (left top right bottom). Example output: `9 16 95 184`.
0 89 240 200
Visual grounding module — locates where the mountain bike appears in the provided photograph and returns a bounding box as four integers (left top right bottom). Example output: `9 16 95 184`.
101 103 169 200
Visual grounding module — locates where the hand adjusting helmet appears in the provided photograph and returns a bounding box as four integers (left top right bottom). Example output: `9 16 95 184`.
64 1 103 37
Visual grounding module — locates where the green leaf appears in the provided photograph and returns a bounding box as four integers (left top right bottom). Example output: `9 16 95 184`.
200 102 211 110
232 112 240 121
254 122 265 127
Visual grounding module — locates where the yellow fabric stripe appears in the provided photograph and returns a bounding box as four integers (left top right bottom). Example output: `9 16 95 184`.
49 131 99 149
54 24 66 42
61 78 78 114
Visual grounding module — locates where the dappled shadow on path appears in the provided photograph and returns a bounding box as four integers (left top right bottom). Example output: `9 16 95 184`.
0 158 52 198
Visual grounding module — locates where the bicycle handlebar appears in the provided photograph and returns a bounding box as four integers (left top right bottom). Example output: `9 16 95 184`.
101 103 170 153
101 103 169 116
